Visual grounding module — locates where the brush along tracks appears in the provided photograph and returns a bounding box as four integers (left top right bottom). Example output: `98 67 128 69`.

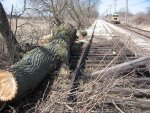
68 33 150 112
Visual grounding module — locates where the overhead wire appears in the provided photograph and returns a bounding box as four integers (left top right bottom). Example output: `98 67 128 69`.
115 0 149 12
101 0 149 15
129 0 148 6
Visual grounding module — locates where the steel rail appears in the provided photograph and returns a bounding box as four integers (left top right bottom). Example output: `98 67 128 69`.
69 22 97 88
105 20 150 38
60 22 97 113
101 20 129 61
121 24 150 33
118 24 150 38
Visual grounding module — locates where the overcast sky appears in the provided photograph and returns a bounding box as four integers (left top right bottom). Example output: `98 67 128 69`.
1 0 150 15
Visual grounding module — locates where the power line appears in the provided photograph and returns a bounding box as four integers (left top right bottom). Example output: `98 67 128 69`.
125 0 128 25
129 0 148 6
114 0 117 13
101 0 148 15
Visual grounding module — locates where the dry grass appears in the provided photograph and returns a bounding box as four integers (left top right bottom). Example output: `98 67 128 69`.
28 26 150 113
11 18 52 44
1 29 149 113
20 35 135 113
1 12 148 113
0 17 52 69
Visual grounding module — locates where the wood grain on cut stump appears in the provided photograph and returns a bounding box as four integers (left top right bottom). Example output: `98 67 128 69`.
0 71 17 101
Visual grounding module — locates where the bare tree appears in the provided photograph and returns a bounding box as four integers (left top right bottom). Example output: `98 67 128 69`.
29 0 68 26
67 0 99 29
67 0 84 29
0 2 21 63
29 0 99 29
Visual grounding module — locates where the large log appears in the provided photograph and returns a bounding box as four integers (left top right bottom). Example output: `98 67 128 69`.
0 24 76 101
90 56 150 77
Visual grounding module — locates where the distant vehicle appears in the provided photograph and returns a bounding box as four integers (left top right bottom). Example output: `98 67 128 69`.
111 14 120 24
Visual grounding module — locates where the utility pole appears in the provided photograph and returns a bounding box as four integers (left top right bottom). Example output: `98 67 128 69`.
105 8 108 16
114 0 117 13
109 5 112 15
125 0 128 25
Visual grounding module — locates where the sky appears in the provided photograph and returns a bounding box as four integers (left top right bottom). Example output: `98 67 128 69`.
1 0 24 13
99 0 150 15
1 0 150 15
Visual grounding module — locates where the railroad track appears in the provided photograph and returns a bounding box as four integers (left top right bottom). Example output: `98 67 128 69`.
118 24 150 38
68 20 150 113
2 20 150 113
105 20 150 38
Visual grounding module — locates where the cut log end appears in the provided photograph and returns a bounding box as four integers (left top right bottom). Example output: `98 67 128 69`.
0 71 17 101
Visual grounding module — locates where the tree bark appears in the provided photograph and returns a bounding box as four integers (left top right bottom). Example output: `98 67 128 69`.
90 56 150 77
0 24 76 102
0 3 21 62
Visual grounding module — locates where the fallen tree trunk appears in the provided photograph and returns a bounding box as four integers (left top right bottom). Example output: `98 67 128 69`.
91 56 150 77
0 24 76 102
